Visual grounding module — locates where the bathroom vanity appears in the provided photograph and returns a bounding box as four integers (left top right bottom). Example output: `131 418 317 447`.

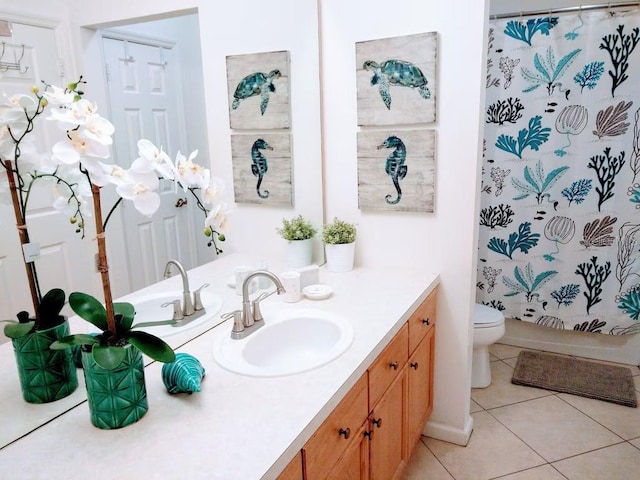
0 254 438 480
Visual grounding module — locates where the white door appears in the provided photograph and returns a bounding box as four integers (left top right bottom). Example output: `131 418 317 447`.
0 21 100 332
102 36 198 292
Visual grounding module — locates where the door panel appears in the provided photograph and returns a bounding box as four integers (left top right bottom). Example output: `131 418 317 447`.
102 36 197 292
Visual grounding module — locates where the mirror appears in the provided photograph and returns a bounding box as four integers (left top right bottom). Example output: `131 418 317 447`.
0 1 325 326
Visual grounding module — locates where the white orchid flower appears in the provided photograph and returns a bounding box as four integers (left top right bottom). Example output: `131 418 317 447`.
203 173 225 206
115 170 161 217
175 149 205 189
204 202 230 232
42 85 76 106
51 130 111 166
82 114 114 146
132 139 175 180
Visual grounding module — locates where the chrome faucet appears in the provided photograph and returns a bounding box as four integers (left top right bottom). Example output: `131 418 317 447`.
223 270 285 340
163 259 195 317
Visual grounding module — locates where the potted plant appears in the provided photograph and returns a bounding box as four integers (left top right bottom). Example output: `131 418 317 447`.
0 85 78 403
322 217 357 272
2 289 78 403
276 214 317 267
2 78 229 427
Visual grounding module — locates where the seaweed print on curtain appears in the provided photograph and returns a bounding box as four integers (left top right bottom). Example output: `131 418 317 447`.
478 9 640 335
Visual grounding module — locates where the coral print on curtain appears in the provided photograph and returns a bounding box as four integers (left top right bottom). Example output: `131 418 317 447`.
478 9 640 335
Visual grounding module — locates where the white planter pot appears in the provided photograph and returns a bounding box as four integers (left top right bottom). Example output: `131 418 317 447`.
325 242 355 273
286 238 313 268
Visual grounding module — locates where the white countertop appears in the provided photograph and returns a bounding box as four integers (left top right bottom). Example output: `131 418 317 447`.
0 253 438 480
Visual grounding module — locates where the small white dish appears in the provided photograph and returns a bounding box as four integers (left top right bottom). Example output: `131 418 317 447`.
302 284 333 300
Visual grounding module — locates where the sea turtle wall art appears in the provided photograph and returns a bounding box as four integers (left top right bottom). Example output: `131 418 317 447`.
356 32 437 126
231 133 293 206
226 50 291 130
357 129 436 212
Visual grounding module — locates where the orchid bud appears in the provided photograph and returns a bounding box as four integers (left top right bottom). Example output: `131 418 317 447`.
203 226 212 237
40 98 48 108
218 234 226 242
69 216 77 224
30 85 39 94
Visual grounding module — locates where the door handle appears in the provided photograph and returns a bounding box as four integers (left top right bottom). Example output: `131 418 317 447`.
175 198 188 208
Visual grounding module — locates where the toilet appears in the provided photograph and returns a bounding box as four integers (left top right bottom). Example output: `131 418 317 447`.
472 303 506 388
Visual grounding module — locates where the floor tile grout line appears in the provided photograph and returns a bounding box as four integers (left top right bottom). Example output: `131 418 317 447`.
554 393 630 442
419 436 459 480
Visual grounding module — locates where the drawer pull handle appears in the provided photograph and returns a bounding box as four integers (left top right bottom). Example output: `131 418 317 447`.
372 417 383 428
422 318 430 325
389 361 399 370
410 362 419 370
363 430 372 438
339 428 351 439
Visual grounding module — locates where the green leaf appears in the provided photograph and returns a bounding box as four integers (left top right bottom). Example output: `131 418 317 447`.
532 270 558 291
553 48 581 81
50 334 100 349
541 166 569 192
523 166 540 191
69 292 107 330
131 319 176 329
92 345 126 370
114 302 135 332
513 266 530 290
126 330 175 363
533 54 551 82
38 288 65 323
2 320 35 339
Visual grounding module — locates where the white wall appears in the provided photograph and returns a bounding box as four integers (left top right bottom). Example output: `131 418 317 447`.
319 0 488 445
6 0 490 445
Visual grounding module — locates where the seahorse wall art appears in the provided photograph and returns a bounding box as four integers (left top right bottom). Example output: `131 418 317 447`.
226 50 291 130
357 130 435 213
356 31 437 126
230 133 293 206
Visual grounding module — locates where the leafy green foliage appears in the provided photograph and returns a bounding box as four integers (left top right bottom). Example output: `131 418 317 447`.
52 292 176 370
322 217 357 244
502 263 557 303
276 215 317 241
488 222 540 259
574 62 605 92
511 160 569 204
504 17 558 46
521 47 581 95
496 116 551 159
2 288 66 339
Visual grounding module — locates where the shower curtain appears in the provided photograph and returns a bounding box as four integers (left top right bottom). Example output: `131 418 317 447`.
478 8 640 335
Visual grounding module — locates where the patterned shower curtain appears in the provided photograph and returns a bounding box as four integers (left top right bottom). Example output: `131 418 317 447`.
478 9 640 335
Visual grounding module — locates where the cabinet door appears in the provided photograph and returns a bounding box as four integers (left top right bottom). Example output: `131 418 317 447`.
369 367 408 480
303 374 369 480
327 423 370 480
408 288 437 354
276 452 303 480
407 326 435 451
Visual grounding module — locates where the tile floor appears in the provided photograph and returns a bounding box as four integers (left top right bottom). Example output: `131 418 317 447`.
403 343 640 480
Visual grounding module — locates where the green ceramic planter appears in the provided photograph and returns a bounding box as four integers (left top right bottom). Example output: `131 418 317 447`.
81 345 148 429
12 318 78 404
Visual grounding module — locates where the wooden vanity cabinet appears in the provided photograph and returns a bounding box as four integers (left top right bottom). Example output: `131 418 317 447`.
299 289 436 480
276 452 303 480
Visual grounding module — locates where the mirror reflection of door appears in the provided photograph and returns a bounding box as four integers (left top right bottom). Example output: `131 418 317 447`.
0 20 99 332
102 34 199 292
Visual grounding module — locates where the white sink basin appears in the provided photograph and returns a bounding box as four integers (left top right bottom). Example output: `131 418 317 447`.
213 308 354 377
132 291 223 338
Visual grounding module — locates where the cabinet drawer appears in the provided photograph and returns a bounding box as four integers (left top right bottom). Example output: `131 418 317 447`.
303 373 369 480
369 324 408 408
408 288 437 354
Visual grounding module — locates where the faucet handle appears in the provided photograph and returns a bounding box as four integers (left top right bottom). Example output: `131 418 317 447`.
161 299 184 321
193 283 210 311
221 310 244 336
252 290 276 322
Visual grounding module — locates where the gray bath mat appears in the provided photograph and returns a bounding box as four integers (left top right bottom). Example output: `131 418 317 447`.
511 350 638 408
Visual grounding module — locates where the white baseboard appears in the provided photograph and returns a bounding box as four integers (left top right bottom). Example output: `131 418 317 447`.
423 415 474 446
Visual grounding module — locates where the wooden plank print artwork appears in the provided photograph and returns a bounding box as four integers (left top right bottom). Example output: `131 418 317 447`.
357 129 436 212
356 32 437 126
226 50 291 130
231 133 293 206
